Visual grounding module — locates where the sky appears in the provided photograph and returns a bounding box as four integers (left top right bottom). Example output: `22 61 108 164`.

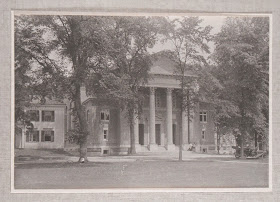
148 16 227 57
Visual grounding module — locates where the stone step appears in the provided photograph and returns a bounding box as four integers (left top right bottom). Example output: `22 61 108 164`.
156 146 167 152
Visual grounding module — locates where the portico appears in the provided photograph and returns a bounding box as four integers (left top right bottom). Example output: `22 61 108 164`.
132 85 190 152
78 57 215 155
132 67 191 151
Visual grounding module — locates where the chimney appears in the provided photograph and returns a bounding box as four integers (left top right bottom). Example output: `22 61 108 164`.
80 85 87 103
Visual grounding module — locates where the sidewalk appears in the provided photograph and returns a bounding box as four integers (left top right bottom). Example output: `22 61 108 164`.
14 149 234 164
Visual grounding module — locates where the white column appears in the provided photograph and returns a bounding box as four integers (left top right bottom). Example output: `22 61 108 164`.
148 87 157 151
166 88 175 150
119 109 128 147
134 110 141 152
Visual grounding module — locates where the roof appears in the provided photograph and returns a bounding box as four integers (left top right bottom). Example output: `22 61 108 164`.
30 97 67 106
149 65 173 75
149 56 196 77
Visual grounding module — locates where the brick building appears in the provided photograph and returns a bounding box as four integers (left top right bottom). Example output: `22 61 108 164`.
16 58 216 155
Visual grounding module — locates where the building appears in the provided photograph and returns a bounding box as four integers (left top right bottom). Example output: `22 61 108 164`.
15 101 67 149
16 58 217 155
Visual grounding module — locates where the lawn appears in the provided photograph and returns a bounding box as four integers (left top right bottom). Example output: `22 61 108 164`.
14 158 269 189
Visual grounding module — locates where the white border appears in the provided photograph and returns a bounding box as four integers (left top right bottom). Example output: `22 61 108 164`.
11 10 273 193
11 10 15 193
269 12 273 193
13 10 271 17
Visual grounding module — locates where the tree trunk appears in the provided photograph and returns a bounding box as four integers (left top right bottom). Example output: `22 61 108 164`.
79 140 88 163
240 118 245 158
217 129 220 155
254 132 258 149
240 90 245 158
129 108 136 155
179 74 184 162
179 135 183 161
129 122 136 154
187 90 190 144
240 129 245 158
179 102 184 161
74 82 89 162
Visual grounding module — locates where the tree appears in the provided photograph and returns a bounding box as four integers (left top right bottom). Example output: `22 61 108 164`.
212 17 269 157
15 15 113 162
15 15 160 159
86 16 160 154
160 17 212 161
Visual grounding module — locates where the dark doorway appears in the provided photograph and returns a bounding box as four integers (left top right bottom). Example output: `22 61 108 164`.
173 124 176 145
258 135 263 150
156 124 161 145
139 124 144 145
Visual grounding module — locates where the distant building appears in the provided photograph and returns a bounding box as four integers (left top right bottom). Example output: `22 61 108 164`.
16 58 217 155
16 102 67 149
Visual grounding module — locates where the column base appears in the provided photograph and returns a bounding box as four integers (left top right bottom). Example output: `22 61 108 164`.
135 144 142 153
166 144 176 151
182 144 191 151
148 144 158 151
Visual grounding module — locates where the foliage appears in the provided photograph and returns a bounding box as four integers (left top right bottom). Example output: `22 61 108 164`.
159 17 213 110
15 15 113 160
86 16 161 154
211 17 269 155
157 17 213 160
15 15 160 156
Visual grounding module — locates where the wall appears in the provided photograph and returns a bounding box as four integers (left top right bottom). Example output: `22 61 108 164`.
23 105 66 149
77 93 216 153
83 99 122 154
192 102 216 153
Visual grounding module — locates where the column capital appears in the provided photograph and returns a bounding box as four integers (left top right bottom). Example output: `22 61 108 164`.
150 87 156 95
166 88 173 94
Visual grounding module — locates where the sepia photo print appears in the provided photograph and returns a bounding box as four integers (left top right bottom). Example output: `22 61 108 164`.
12 12 271 192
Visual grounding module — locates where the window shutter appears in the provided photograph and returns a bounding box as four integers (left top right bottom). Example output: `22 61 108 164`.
36 110 39 121
52 111 55 122
42 111 45 122
41 131 45 142
51 131 54 142
35 131 39 142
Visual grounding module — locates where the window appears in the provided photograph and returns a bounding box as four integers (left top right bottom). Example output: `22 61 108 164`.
155 91 161 108
26 130 39 142
200 112 207 122
103 128 108 140
100 110 110 121
202 129 206 139
42 111 55 122
27 110 39 122
41 130 54 142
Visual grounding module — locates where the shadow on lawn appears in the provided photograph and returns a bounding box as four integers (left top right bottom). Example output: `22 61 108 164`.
15 161 113 169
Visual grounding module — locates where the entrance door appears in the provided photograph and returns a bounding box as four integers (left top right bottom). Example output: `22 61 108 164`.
139 124 144 145
155 124 161 145
172 124 176 145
